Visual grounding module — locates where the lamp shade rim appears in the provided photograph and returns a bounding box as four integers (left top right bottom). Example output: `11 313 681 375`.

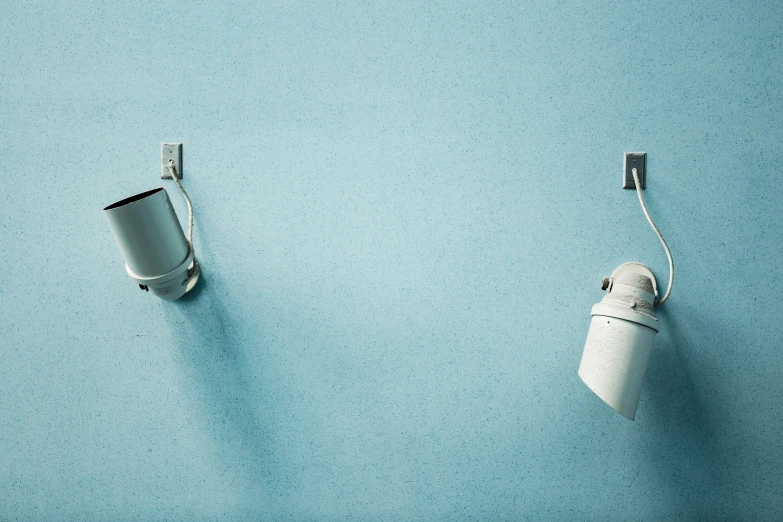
578 369 637 420
103 187 163 211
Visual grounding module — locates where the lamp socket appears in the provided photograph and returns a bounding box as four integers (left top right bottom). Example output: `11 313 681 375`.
161 143 183 179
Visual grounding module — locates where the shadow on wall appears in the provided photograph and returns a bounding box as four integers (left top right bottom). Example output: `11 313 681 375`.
643 305 741 519
163 256 285 512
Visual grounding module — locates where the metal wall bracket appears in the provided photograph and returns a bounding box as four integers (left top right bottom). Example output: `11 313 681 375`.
623 152 646 189
161 142 183 179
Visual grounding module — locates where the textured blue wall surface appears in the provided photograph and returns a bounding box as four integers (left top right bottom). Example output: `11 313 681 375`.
2 1 782 520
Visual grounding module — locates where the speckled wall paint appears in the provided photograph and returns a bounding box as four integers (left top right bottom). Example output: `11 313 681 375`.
2 1 782 520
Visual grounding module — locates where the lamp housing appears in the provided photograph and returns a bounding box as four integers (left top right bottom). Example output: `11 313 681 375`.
578 263 660 420
104 187 199 301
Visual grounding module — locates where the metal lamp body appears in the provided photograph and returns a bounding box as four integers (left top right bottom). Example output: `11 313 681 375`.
104 188 198 301
578 263 660 420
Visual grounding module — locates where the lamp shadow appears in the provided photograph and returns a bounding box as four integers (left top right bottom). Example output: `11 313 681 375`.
165 266 283 510
641 304 734 519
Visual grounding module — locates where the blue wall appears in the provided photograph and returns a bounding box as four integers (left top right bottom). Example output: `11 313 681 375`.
2 1 782 520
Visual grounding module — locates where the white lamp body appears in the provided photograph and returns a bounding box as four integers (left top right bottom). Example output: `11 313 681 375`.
578 263 660 420
104 187 198 301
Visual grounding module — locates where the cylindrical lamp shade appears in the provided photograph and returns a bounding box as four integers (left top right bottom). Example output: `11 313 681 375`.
104 188 194 301
578 264 660 420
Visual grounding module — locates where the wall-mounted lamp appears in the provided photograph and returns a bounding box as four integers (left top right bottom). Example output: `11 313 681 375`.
578 153 674 420
103 143 200 301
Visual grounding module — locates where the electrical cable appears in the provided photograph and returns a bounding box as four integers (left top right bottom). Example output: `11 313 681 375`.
631 167 673 306
166 161 194 256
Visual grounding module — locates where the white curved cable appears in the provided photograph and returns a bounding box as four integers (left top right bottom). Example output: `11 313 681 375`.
632 167 673 306
166 161 194 251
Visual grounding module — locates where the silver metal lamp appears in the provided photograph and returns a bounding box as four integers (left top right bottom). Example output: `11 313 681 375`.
103 155 199 301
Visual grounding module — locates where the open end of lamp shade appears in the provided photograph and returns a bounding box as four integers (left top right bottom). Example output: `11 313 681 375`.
103 188 163 211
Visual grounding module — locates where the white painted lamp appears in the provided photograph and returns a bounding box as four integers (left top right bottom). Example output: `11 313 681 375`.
578 153 673 420
103 143 200 301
